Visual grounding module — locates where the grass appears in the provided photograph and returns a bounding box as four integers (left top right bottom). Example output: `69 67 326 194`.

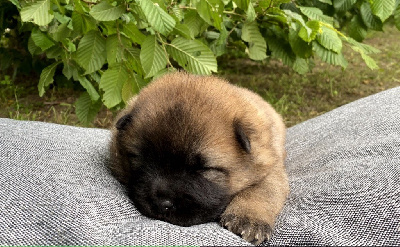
1 25 399 128
0 74 115 128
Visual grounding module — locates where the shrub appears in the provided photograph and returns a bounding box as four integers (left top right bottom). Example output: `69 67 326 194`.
2 0 400 124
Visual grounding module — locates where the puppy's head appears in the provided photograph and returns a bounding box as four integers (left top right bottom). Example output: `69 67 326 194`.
109 73 271 226
112 109 234 225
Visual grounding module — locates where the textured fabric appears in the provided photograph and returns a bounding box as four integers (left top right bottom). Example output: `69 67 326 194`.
0 86 399 246
0 120 249 246
272 86 400 246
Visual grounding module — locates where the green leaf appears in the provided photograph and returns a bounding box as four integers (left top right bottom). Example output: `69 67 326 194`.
275 0 291 4
209 26 228 56
184 10 207 37
241 21 267 60
167 37 218 74
172 5 184 21
139 0 176 36
246 2 256 22
99 65 130 108
369 0 396 22
299 6 334 24
259 0 272 9
360 2 383 31
73 73 101 102
152 67 177 79
74 0 90 14
52 22 72 42
28 36 41 55
100 21 118 35
129 5 148 29
124 47 144 75
38 62 60 97
351 46 379 70
289 28 312 58
65 40 76 52
283 9 307 28
395 4 400 30
140 35 168 78
264 7 288 24
204 31 220 40
62 59 76 80
8 0 22 9
121 80 136 104
31 27 55 51
313 41 347 68
79 78 101 102
347 15 367 42
234 0 250 10
20 0 54 26
75 92 102 125
121 74 145 103
89 1 125 21
152 0 167 11
318 0 332 5
195 0 224 30
345 37 380 54
88 72 102 84
121 22 146 44
267 38 295 66
106 35 120 65
293 57 310 74
106 34 131 66
45 46 63 59
54 12 70 24
71 12 97 34
333 0 356 12
316 26 342 53
76 30 106 74
173 23 194 39
298 20 320 42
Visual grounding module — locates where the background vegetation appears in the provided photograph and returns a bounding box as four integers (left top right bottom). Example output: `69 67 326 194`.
1 0 400 127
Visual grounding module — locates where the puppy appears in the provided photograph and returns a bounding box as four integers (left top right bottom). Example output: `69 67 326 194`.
109 72 289 245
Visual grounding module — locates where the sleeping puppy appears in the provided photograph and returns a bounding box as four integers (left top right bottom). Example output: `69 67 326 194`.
109 72 289 245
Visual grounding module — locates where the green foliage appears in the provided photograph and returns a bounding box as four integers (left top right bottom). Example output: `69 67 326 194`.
20 0 54 26
140 35 168 78
75 91 102 124
167 37 218 74
241 21 267 60
38 61 60 96
76 30 106 74
2 0 399 124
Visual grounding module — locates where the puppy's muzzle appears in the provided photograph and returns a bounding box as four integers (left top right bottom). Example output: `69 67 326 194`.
159 199 174 213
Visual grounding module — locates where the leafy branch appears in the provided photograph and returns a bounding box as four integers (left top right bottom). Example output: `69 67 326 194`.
1 0 398 125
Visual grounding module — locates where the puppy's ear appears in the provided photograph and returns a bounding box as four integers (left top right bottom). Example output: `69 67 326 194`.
116 114 133 130
233 118 251 153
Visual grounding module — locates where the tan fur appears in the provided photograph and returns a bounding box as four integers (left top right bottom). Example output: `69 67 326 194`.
110 72 289 245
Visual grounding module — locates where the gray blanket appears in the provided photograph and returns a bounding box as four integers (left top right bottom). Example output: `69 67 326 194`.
0 87 399 246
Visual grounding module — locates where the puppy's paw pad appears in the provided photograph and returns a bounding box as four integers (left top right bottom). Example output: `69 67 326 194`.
220 214 273 245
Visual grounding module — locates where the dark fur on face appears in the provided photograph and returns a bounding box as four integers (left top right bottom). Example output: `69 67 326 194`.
109 72 289 245
114 106 232 226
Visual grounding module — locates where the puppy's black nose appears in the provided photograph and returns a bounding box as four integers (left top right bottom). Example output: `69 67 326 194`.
160 200 174 213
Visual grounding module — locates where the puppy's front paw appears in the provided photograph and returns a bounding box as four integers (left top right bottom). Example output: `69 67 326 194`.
220 214 273 245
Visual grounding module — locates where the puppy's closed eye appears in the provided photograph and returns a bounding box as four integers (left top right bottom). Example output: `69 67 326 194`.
200 167 229 185
191 154 228 181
